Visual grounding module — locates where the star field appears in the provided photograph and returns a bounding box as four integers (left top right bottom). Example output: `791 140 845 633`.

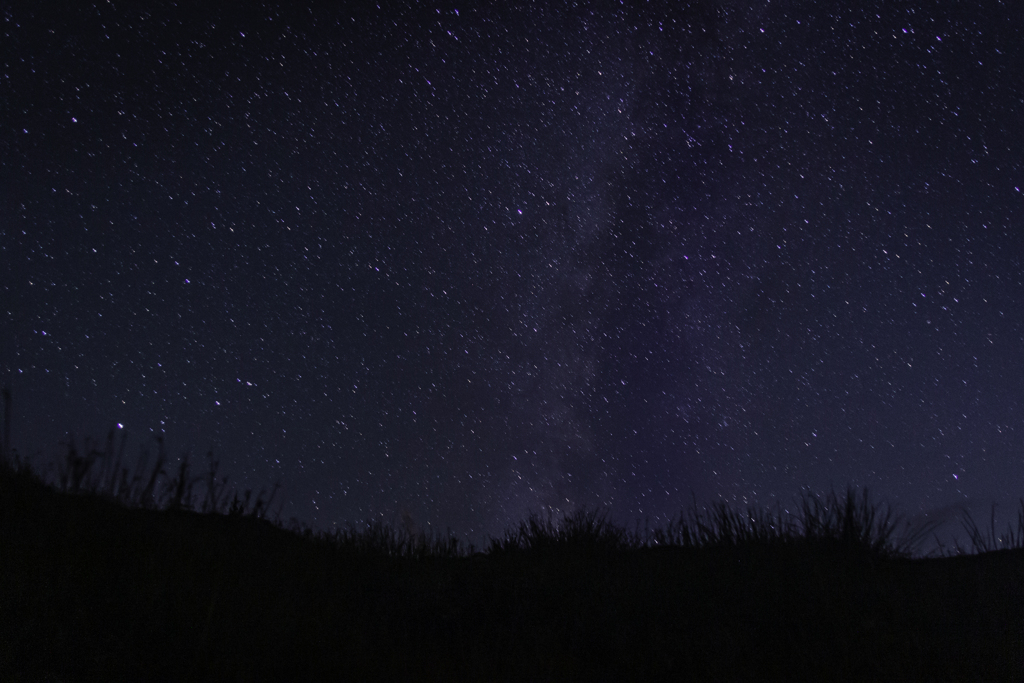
3 2 1023 546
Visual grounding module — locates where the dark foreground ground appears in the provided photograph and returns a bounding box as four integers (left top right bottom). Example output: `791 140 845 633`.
2 464 1024 682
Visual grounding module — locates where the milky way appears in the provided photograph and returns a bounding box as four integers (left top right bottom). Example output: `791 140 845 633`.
4 2 1023 545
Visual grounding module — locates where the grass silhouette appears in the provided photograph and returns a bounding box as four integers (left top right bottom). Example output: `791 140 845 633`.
43 430 280 519
2 433 1024 681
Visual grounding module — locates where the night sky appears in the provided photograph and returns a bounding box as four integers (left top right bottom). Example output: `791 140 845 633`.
4 2 1023 547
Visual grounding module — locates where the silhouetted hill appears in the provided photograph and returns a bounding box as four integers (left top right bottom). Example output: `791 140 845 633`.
3 459 1024 681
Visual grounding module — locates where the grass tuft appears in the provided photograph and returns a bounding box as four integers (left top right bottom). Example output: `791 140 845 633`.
957 500 1024 554
24 430 282 520
488 507 637 553
321 520 465 559
644 486 938 559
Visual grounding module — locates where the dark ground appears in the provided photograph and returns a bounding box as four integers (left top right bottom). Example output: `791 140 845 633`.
2 463 1023 682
